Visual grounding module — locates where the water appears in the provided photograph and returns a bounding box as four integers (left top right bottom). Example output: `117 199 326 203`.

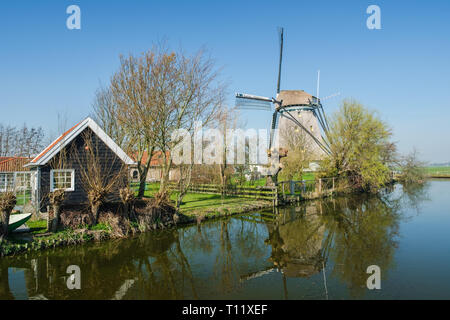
1 180 449 300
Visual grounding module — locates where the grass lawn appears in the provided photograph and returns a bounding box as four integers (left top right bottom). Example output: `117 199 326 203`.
26 219 48 234
142 189 270 216
135 183 272 218
129 174 318 218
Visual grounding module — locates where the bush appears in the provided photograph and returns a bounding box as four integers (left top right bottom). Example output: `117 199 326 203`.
398 149 426 184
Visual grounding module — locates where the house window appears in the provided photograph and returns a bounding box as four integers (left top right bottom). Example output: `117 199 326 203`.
132 170 139 180
16 172 31 190
0 173 14 192
50 169 75 192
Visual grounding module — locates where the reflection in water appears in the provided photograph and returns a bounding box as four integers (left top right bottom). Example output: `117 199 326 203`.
0 182 436 300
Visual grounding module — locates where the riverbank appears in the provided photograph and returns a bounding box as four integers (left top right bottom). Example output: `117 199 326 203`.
1 177 397 258
0 195 273 257
424 166 450 178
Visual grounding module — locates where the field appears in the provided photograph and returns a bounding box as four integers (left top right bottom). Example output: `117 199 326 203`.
424 166 450 177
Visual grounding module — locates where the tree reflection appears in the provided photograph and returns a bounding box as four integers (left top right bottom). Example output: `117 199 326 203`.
1 183 431 300
323 195 400 298
0 262 13 300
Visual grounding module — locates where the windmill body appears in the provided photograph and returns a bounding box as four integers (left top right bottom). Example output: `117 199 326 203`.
275 90 326 161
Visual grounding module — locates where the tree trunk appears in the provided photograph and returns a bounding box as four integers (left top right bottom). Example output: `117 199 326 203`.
123 204 129 219
160 169 171 193
159 154 173 194
159 165 170 194
138 165 150 198
219 164 227 196
0 210 11 239
0 264 13 300
175 164 193 210
50 205 61 233
92 204 101 225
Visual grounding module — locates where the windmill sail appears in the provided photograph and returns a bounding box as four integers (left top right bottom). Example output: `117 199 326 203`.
277 27 284 94
235 97 272 110
235 93 274 111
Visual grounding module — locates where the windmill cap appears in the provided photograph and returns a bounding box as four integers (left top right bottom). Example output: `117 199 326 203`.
276 90 318 107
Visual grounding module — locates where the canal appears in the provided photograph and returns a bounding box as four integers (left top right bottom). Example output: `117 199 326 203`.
1 180 449 300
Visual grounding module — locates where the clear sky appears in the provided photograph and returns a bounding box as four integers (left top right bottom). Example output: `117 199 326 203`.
0 0 449 162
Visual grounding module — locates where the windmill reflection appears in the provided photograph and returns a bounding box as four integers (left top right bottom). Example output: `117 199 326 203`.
240 193 404 299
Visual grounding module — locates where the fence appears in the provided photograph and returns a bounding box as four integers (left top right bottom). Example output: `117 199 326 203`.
278 177 338 203
167 182 277 201
167 178 337 206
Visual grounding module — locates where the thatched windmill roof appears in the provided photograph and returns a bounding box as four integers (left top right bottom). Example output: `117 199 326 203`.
276 90 317 107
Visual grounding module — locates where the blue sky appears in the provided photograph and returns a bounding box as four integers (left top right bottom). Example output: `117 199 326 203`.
0 0 449 162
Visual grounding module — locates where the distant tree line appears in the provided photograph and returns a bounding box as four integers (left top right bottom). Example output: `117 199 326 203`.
0 123 45 158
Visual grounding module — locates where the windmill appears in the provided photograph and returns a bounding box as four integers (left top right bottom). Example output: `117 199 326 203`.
235 28 334 164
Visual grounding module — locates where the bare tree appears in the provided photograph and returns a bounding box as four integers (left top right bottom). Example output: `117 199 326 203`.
0 123 44 157
102 43 226 199
92 85 127 149
109 49 160 198
151 47 227 193
73 130 127 224
217 106 238 195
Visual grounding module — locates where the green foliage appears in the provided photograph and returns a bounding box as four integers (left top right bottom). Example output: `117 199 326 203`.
322 99 394 192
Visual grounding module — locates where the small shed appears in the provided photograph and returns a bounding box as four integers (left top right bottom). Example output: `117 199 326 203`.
25 117 135 212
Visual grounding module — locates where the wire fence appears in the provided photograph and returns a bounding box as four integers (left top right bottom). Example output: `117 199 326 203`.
167 182 277 201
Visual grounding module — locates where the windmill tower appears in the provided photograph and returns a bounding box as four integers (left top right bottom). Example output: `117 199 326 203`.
236 28 332 169
275 90 327 160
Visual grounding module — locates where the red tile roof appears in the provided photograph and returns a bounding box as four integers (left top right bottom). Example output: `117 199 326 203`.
134 151 171 166
31 121 82 164
0 157 31 172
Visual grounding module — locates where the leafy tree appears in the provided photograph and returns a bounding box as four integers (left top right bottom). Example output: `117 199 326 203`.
322 99 394 192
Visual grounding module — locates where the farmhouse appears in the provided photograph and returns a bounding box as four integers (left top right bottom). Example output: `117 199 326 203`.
130 151 180 183
25 117 135 212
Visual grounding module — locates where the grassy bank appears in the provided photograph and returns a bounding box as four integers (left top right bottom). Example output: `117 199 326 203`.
131 181 273 218
424 166 450 178
1 227 105 257
176 193 271 219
